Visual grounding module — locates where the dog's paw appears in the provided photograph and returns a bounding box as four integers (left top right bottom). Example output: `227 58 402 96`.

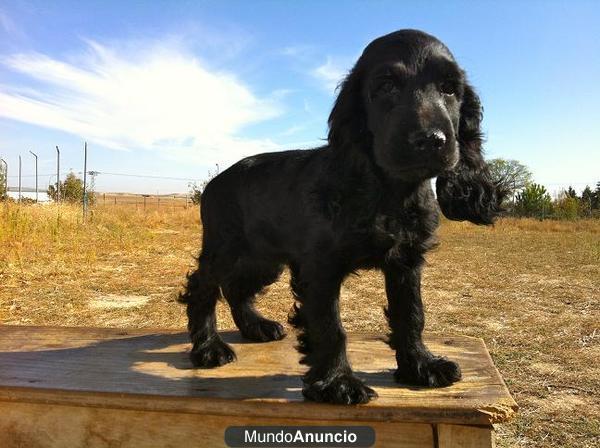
241 319 286 342
395 355 461 387
302 374 378 405
190 338 236 368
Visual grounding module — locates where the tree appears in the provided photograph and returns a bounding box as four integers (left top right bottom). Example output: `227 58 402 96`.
47 172 84 203
580 186 594 216
565 186 578 199
486 158 533 198
188 164 220 206
514 183 552 218
188 182 202 205
554 195 579 220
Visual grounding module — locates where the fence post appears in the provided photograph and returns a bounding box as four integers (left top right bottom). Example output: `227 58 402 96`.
82 142 88 222
18 155 21 203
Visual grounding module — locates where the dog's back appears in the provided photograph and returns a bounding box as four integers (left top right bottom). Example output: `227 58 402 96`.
200 147 329 263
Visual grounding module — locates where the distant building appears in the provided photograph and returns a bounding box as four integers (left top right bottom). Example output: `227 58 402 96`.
7 191 51 202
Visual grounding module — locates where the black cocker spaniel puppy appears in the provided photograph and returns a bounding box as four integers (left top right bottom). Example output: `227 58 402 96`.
180 29 504 405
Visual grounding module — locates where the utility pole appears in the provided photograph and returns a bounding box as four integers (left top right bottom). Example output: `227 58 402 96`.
18 155 22 202
29 150 38 202
0 158 7 197
56 145 60 203
83 142 88 220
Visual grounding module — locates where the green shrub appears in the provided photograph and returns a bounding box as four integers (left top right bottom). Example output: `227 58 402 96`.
515 183 552 218
553 196 580 220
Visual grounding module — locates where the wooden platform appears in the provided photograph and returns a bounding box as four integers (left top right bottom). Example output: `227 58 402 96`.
0 326 517 447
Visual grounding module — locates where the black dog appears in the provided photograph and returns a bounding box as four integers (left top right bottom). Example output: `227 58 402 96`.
179 29 504 405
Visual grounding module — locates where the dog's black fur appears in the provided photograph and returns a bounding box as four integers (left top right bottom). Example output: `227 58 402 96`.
179 29 504 405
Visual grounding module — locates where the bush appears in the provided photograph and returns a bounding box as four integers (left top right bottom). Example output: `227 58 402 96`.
553 196 580 220
514 183 552 218
47 172 95 205
188 164 220 206
188 183 202 206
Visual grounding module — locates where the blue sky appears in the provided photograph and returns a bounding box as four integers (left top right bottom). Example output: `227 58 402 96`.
0 0 598 195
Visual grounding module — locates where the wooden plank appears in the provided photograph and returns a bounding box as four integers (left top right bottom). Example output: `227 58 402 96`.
0 325 517 425
0 401 435 448
437 424 494 448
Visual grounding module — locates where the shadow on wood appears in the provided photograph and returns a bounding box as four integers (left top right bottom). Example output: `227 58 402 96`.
0 326 517 447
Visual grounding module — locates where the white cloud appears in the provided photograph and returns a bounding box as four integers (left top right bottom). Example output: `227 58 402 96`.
278 124 305 137
312 57 350 93
281 45 314 57
0 39 284 167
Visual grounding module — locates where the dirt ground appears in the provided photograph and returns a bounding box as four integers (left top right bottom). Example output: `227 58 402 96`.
1 203 598 447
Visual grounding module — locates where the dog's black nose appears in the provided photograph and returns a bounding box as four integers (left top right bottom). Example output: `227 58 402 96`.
411 129 447 151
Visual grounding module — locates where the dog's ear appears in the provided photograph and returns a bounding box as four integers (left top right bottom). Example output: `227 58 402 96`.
328 67 371 151
436 81 506 225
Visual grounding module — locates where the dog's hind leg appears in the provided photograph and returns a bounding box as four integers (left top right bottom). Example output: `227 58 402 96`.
179 252 236 368
221 259 286 342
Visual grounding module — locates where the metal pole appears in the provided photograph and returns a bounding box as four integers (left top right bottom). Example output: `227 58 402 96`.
18 155 22 202
83 142 88 221
0 158 7 197
56 146 60 203
29 150 38 202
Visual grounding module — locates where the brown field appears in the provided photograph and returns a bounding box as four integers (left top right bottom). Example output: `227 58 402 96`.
94 192 191 211
0 202 598 447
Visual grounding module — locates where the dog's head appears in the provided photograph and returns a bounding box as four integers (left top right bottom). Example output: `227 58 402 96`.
329 29 504 224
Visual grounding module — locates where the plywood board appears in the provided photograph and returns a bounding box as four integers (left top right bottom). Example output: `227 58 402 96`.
0 401 436 448
0 326 517 425
437 423 494 448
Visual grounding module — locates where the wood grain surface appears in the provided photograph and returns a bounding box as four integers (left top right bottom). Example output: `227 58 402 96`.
0 401 439 448
0 325 517 426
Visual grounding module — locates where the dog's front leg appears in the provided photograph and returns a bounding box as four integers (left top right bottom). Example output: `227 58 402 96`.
384 260 462 387
289 266 377 404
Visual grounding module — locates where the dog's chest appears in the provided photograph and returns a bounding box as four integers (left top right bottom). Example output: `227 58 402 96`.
345 212 430 270
364 200 438 258
371 213 417 247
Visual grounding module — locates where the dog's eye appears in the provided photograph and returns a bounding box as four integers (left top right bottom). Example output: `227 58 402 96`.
439 81 456 96
376 79 398 95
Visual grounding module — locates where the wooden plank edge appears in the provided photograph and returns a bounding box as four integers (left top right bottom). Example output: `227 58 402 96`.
476 339 519 421
0 385 511 426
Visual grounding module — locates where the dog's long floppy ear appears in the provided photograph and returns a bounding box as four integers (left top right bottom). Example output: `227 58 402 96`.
327 66 371 152
436 82 506 225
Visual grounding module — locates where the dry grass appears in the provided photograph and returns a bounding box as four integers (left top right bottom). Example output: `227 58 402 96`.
95 193 190 211
1 202 598 447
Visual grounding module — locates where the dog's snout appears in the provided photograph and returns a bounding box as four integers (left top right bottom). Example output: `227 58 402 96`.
410 129 447 151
